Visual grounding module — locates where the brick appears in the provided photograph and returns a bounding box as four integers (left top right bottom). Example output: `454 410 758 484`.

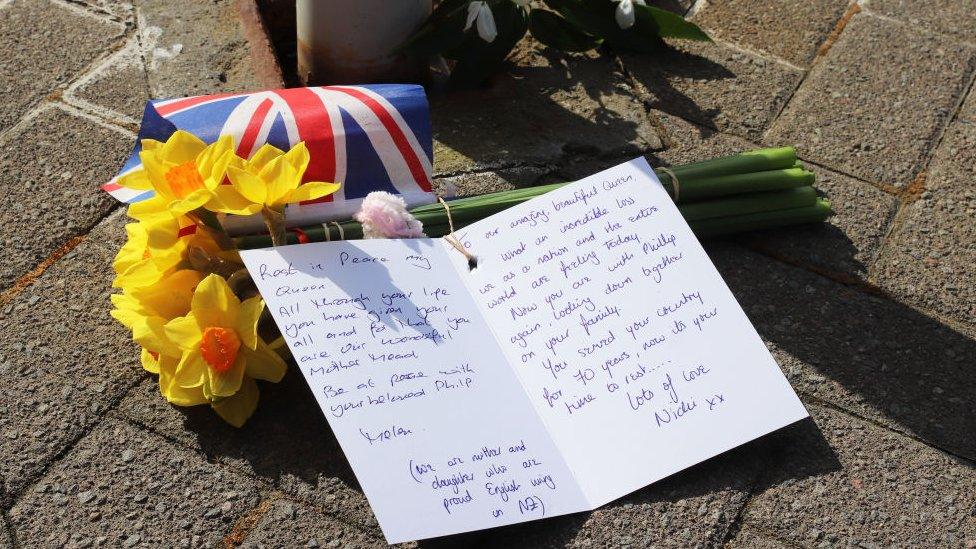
766 13 976 187
431 40 661 175
484 447 756 548
8 418 263 548
691 0 850 67
240 500 383 548
739 162 899 281
66 38 150 123
135 0 263 98
873 121 976 329
0 106 130 290
708 243 976 461
741 404 976 548
622 40 802 141
0 211 141 505
869 0 976 43
118 372 383 535
0 0 124 132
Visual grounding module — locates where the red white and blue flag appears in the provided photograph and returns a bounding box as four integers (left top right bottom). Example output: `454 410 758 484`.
103 84 435 227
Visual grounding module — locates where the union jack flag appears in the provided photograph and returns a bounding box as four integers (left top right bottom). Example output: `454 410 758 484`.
103 84 435 228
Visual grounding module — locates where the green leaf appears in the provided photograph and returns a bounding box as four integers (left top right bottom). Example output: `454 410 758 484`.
399 0 471 57
529 9 602 52
633 3 710 42
449 1 529 87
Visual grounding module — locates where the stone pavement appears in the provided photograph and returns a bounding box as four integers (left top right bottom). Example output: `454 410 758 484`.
0 0 973 547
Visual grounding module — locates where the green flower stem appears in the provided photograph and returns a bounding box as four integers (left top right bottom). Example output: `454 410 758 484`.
234 190 830 249
188 207 235 250
261 206 288 247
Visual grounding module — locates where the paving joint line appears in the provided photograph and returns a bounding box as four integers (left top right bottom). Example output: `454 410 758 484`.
0 203 122 308
2 372 144 513
47 0 126 27
220 495 279 547
796 391 976 468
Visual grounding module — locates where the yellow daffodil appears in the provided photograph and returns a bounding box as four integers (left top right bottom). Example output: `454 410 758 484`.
163 274 286 402
221 142 340 213
111 269 203 352
141 349 208 407
118 131 241 220
112 216 238 291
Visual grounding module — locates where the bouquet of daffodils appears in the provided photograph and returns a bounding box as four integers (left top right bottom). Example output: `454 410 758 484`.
110 130 339 426
111 130 829 427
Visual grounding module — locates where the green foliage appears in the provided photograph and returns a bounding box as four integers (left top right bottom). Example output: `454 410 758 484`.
402 0 710 87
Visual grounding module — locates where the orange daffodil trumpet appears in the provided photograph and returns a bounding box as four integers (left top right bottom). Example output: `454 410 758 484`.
110 130 338 426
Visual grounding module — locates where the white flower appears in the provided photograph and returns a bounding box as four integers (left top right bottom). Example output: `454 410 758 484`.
465 1 498 43
612 0 646 30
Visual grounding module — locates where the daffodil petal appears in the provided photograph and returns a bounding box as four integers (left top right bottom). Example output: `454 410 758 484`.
236 296 264 350
140 348 161 374
260 156 301 207
206 356 245 398
210 377 259 427
174 349 207 389
165 313 203 351
191 274 240 329
168 188 212 214
196 135 234 180
286 182 340 204
161 130 207 165
242 340 287 383
126 196 171 222
284 142 310 175
248 143 285 172
227 165 268 204
117 169 152 191
209 185 263 216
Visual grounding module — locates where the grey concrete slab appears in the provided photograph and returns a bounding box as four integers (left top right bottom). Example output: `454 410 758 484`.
66 39 151 123
118 372 383 536
873 121 976 330
0 106 130 290
961 90 976 123
239 499 384 549
739 163 900 281
0 513 10 549
868 0 976 43
741 404 976 548
707 243 976 461
135 0 264 98
622 39 802 141
0 211 141 506
431 40 662 176
766 13 976 187
691 0 851 67
8 418 263 548
479 447 757 548
0 0 124 132
76 0 135 23
434 166 554 199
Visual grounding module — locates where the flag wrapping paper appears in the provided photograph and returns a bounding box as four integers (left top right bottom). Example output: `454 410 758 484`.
102 84 436 233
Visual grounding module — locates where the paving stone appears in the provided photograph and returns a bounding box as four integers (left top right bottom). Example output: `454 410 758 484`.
0 0 124 132
434 165 554 200
481 445 757 548
431 39 661 176
0 514 10 549
724 526 791 548
0 106 131 290
868 0 976 43
873 121 976 329
74 0 135 23
118 371 382 535
742 403 976 548
707 243 976 461
691 0 850 67
8 418 263 548
240 499 384 548
622 39 802 141
766 13 976 187
66 38 151 123
961 90 976 123
135 0 263 98
0 211 141 506
739 163 899 281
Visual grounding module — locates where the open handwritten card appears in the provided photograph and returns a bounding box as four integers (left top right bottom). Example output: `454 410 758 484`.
239 158 808 544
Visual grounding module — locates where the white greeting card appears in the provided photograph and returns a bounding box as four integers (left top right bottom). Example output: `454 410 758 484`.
239 158 807 544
